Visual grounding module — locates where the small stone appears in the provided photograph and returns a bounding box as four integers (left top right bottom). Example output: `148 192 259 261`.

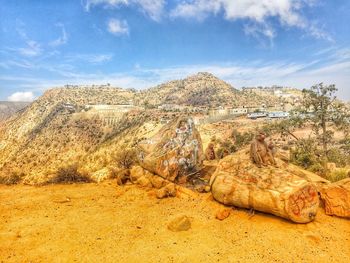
150 176 167 189
136 176 152 188
130 166 145 183
116 169 130 185
215 208 231 220
156 183 177 199
204 186 211 192
168 215 191 232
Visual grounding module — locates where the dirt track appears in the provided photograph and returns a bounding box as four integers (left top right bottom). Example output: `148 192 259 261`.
1 182 349 263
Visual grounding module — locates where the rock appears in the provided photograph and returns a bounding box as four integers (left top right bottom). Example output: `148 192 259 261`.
138 116 204 182
167 215 191 232
320 178 350 218
210 151 320 223
91 168 111 183
136 176 152 188
130 166 145 183
116 169 130 186
215 208 231 220
156 183 177 199
150 176 167 189
204 186 211 192
176 185 200 199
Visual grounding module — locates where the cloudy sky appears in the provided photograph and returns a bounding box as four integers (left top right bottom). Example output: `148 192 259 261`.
0 0 350 101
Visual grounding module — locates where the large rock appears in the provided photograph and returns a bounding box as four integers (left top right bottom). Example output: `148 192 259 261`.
320 178 350 218
138 116 204 182
210 151 320 223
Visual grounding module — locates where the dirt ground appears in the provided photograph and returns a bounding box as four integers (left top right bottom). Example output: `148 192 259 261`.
1 182 349 263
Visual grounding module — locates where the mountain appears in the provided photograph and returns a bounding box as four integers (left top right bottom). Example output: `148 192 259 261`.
0 86 144 182
0 101 30 122
0 72 280 184
139 72 275 107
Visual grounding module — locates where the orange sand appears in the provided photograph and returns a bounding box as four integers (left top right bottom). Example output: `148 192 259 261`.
1 182 349 263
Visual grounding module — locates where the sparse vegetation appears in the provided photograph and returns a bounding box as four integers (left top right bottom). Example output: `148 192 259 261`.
113 147 139 169
0 171 23 185
327 169 349 183
232 130 254 148
48 163 92 184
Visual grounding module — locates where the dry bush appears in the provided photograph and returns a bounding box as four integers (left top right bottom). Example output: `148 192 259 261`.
48 163 92 184
0 171 23 185
113 147 139 169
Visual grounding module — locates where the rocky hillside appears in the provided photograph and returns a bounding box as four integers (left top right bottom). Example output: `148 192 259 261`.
138 72 277 107
0 101 30 122
0 87 142 181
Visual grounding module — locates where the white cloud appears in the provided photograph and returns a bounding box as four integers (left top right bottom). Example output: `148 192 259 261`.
243 22 276 47
84 0 128 11
14 21 43 57
7 91 35 102
170 0 330 42
107 18 129 35
171 0 306 25
17 40 42 57
84 0 165 21
136 0 165 21
65 53 113 64
49 23 68 47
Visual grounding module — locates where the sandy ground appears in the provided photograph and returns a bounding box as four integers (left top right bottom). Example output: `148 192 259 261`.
1 182 349 263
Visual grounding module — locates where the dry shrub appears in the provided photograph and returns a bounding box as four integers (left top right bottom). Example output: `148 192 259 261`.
48 163 92 184
0 171 23 185
113 147 139 169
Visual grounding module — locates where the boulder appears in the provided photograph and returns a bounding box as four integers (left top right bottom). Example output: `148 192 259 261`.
320 178 350 218
130 165 153 188
138 116 204 182
130 166 146 183
150 176 167 189
210 151 320 223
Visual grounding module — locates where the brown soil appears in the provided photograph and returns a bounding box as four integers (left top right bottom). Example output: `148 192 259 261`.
1 182 349 263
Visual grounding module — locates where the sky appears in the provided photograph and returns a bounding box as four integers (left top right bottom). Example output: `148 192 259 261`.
0 0 350 101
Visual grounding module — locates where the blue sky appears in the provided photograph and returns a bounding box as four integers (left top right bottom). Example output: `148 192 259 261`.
1 0 350 101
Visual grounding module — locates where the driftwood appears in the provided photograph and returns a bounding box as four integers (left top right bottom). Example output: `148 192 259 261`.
210 153 320 223
320 178 350 218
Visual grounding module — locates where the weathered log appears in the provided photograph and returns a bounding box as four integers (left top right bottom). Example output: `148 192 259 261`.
210 153 319 223
320 178 350 218
138 116 204 182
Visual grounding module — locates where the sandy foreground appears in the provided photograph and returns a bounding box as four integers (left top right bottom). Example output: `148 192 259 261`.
1 181 349 263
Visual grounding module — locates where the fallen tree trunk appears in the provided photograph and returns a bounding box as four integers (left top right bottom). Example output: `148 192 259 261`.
320 178 350 218
210 153 319 223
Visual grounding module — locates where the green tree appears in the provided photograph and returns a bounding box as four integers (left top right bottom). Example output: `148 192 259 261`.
301 83 349 167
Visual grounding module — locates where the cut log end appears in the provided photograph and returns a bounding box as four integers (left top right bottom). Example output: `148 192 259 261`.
286 185 319 223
